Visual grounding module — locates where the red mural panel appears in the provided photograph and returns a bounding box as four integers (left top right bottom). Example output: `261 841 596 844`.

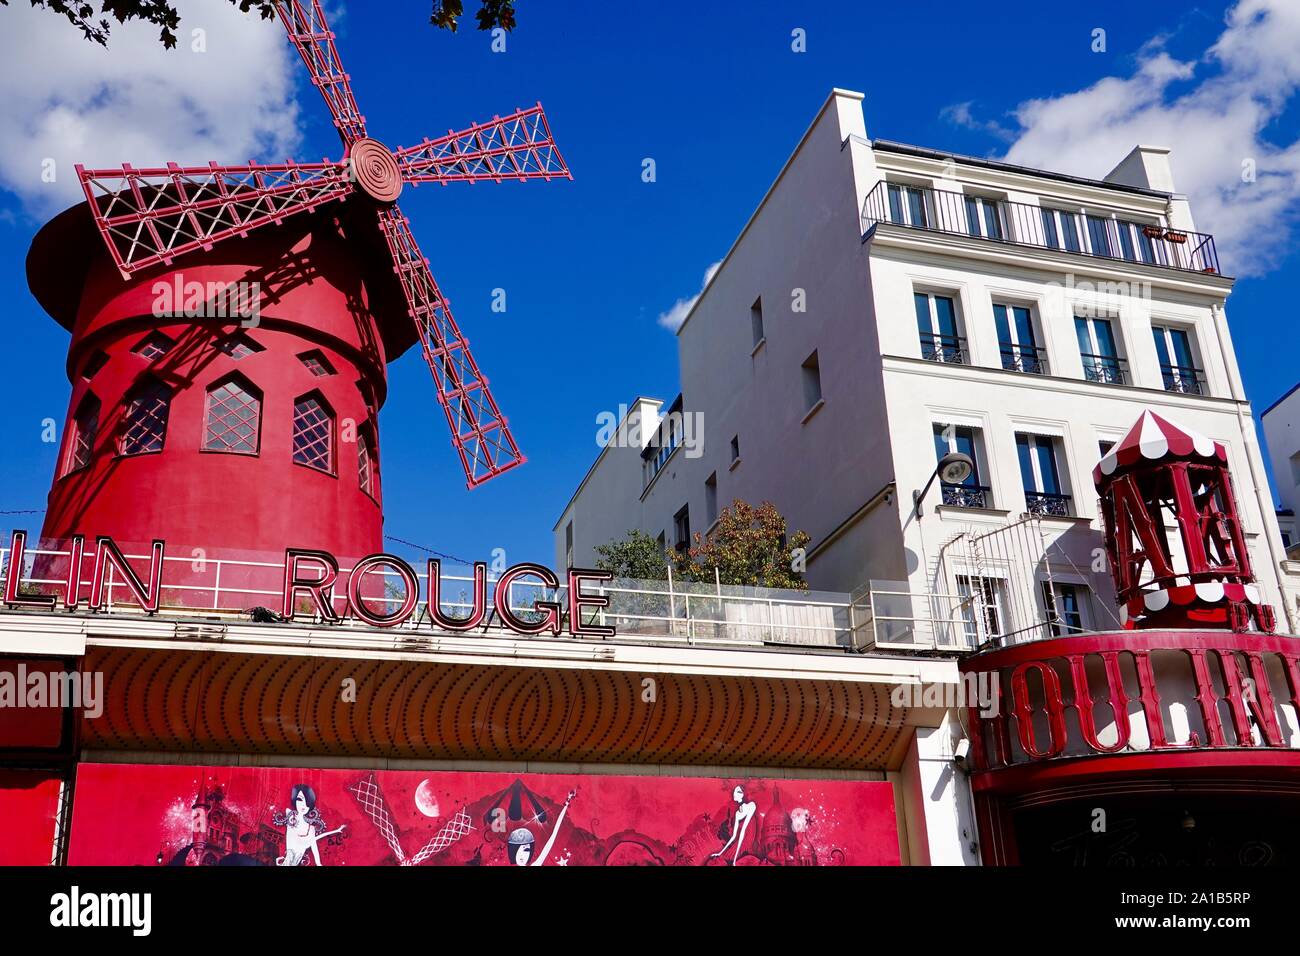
0 771 63 866
67 763 899 866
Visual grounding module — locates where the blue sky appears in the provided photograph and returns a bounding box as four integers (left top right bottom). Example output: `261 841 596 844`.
1 0 1297 567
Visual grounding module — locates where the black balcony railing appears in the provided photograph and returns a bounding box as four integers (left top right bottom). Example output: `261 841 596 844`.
999 343 1048 375
1080 353 1129 386
1024 491 1073 517
941 483 991 509
1160 364 1208 395
920 333 968 364
862 182 1223 276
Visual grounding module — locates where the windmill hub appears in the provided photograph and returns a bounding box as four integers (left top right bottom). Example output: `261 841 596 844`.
348 138 402 203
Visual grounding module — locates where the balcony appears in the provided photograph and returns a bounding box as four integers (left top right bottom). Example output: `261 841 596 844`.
941 482 990 508
1024 490 1073 517
999 343 1047 375
1080 353 1129 386
1161 363 1208 395
920 333 968 364
862 182 1222 276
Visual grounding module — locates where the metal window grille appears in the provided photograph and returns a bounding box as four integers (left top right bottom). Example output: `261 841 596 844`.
121 381 170 454
133 333 173 360
219 334 262 361
293 396 333 472
204 380 261 454
68 396 100 473
358 432 374 496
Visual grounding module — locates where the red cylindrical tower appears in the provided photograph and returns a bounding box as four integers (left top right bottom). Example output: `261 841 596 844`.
25 198 418 577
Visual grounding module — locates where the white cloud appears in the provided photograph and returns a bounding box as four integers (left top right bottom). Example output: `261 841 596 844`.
657 260 722 332
963 0 1300 277
0 0 302 217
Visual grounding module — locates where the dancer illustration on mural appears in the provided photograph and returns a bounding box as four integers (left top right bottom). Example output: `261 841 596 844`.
711 785 758 865
273 784 346 866
507 789 577 866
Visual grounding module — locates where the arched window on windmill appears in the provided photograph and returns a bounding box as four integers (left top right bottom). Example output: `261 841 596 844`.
120 378 172 456
63 391 101 476
292 392 335 475
203 374 262 456
357 421 380 503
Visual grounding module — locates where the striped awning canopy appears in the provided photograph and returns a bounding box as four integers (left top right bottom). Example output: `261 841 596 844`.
1094 410 1227 486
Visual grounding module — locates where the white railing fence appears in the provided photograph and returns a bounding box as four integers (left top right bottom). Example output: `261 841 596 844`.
0 540 859 650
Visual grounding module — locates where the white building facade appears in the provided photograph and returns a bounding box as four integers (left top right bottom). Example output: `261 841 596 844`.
555 88 1300 646
1263 383 1300 557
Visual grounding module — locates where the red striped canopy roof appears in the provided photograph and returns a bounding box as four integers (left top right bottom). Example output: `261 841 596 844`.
1094 410 1227 486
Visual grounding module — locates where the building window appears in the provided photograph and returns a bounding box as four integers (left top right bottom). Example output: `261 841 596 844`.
964 195 1002 239
299 350 336 377
1040 207 1082 252
65 392 100 475
673 505 691 553
120 379 171 455
1152 325 1206 395
1085 215 1113 257
132 332 174 361
933 423 989 508
203 376 261 455
994 303 1045 374
564 520 574 568
1075 316 1127 385
80 351 109 381
957 575 1007 644
705 472 718 528
357 427 378 501
1016 433 1072 516
292 394 334 473
801 350 823 414
1116 221 1158 264
750 297 765 349
730 435 740 466
646 415 681 483
1042 582 1088 636
217 333 263 361
887 183 930 227
915 292 966 364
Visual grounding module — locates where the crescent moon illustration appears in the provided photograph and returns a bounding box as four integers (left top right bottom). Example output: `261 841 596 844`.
414 779 440 818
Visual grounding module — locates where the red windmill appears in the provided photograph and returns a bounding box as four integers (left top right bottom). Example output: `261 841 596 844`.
1094 410 1275 633
72 0 569 489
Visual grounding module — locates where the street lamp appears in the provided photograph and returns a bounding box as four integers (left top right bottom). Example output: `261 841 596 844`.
912 452 975 522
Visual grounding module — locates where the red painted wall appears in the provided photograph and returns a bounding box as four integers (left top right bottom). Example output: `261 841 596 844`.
67 763 899 866
0 771 62 865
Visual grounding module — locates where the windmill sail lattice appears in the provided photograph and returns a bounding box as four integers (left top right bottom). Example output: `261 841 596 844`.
74 0 570 488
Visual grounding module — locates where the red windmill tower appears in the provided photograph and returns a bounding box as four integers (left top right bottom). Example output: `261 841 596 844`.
24 0 570 575
1095 410 1275 633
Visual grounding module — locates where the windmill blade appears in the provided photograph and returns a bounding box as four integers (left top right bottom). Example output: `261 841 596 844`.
395 104 571 185
77 160 352 277
375 205 525 488
275 0 367 146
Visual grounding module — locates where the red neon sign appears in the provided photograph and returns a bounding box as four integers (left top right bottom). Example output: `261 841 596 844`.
2 531 614 638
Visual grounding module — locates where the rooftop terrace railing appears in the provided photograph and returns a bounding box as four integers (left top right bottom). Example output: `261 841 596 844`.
861 182 1222 276
0 541 860 652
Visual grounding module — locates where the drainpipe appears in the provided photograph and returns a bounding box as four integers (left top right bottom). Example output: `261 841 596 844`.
1212 302 1297 633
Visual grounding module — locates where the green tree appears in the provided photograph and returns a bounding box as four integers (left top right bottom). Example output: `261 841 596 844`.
674 499 811 591
593 529 670 581
3 1 519 48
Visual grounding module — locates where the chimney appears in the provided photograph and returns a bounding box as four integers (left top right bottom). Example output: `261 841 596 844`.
1104 145 1176 192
